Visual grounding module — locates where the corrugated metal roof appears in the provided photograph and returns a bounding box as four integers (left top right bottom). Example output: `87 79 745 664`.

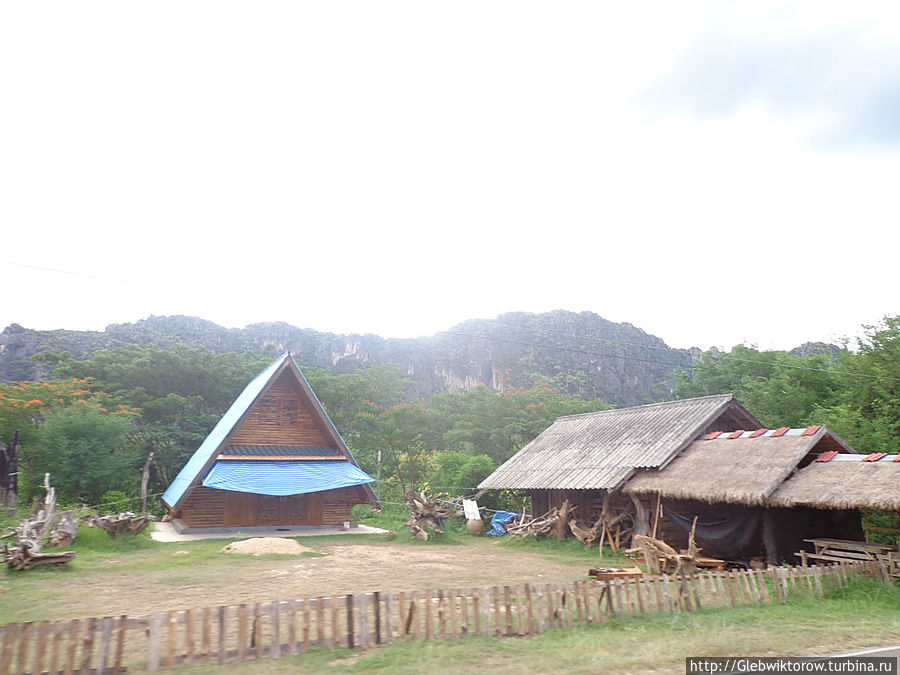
479 394 760 491
162 353 289 509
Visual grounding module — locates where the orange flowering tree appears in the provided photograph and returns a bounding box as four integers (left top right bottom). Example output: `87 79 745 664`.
0 378 137 505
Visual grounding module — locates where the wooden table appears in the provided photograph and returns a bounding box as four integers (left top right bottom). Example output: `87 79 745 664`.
798 537 896 565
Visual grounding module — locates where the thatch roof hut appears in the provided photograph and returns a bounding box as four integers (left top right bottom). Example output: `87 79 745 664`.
479 394 761 492
623 426 855 506
768 454 900 511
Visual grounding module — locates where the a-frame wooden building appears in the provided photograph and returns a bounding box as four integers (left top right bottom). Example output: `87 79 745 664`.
162 353 376 531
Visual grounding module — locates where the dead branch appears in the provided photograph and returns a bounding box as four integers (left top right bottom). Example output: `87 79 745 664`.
81 512 156 538
403 489 453 541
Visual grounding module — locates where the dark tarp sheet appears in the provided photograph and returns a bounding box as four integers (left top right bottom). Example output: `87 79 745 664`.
665 505 763 559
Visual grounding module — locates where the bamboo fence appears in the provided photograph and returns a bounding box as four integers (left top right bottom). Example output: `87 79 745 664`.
0 559 890 674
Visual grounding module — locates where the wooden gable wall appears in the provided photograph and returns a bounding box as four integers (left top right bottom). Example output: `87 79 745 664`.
227 369 334 449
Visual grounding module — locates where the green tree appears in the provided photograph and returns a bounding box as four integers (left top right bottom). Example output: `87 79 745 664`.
675 345 840 428
25 401 138 504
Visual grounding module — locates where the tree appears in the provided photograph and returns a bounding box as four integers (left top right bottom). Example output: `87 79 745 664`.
24 401 137 505
675 345 840 428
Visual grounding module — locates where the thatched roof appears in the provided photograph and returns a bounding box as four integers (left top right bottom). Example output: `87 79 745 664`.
478 394 761 491
623 426 854 506
768 455 900 510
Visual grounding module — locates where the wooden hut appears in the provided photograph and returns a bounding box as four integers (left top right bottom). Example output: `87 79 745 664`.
623 426 862 562
161 353 376 531
478 394 762 543
768 452 900 546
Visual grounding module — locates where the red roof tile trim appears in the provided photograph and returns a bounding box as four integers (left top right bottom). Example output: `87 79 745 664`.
727 430 745 439
862 453 888 462
801 425 822 436
771 427 790 437
705 431 723 440
749 429 768 438
815 451 838 463
894 454 900 462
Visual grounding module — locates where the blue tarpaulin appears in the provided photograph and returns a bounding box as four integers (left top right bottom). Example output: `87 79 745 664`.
201 460 374 496
487 511 519 536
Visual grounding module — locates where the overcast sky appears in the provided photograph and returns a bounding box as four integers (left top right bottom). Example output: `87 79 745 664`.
2 1 898 351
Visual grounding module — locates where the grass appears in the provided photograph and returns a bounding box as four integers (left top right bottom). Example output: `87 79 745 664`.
171 580 900 675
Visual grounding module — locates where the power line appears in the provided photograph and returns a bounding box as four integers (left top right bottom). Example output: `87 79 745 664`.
0 260 133 284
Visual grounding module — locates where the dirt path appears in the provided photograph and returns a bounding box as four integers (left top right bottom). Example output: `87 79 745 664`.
2 538 591 621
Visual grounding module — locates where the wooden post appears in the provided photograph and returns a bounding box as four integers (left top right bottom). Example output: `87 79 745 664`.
184 608 195 664
545 583 555 626
217 606 227 665
331 596 341 648
316 597 326 647
95 617 113 675
358 595 369 649
472 589 482 635
493 587 502 636
253 603 263 661
10 621 29 673
602 580 614 618
81 616 97 674
346 595 355 649
385 593 394 643
459 590 469 636
503 586 513 636
374 592 382 645
33 620 50 675
661 575 674 612
436 591 446 639
284 600 296 655
301 599 311 653
202 607 212 663
448 590 459 639
525 584 535 633
15 621 31 675
50 622 64 675
270 602 280 659
237 604 248 662
146 614 161 672
755 571 771 604
424 590 433 640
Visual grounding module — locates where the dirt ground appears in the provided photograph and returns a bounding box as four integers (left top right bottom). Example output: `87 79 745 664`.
2 537 592 622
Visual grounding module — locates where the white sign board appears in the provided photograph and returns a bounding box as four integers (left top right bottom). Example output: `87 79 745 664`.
462 499 480 520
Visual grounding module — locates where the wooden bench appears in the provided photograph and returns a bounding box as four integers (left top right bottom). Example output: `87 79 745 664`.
797 538 896 567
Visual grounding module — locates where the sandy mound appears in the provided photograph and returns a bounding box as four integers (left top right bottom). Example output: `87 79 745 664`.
222 538 312 556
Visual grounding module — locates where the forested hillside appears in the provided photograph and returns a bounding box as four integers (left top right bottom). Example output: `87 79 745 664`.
4 310 897 522
0 311 693 407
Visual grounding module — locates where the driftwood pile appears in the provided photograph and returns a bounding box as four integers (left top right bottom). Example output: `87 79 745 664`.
82 511 156 538
2 474 77 571
633 517 701 575
505 499 576 540
404 489 454 541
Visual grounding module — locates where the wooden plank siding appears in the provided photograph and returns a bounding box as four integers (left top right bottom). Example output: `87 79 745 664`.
178 486 366 528
227 371 332 448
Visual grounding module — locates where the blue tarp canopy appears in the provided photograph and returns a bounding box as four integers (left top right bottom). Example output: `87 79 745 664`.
201 460 374 496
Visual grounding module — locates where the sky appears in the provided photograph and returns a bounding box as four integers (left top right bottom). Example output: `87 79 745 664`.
2 1 899 352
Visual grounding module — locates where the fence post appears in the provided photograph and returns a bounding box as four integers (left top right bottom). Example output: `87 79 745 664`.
217 606 227 665
346 595 355 649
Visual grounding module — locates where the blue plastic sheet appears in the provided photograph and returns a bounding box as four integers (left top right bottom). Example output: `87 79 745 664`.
202 460 373 496
487 511 519 536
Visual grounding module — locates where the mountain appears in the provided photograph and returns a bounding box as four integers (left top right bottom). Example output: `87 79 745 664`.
0 311 696 406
